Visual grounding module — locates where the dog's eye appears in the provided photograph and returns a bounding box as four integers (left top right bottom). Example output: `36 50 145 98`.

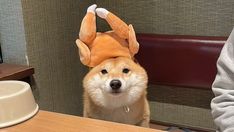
123 68 130 74
101 69 108 74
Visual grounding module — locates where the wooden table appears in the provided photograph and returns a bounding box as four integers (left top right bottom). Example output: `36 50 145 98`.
0 111 164 132
0 63 34 80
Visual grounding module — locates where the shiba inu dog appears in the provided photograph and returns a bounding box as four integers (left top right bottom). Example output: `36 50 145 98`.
76 4 150 127
83 57 149 127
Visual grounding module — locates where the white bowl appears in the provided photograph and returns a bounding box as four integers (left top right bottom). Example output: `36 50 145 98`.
0 81 39 128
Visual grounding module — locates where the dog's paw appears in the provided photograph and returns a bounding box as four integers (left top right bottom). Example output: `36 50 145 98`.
96 8 109 19
87 4 97 14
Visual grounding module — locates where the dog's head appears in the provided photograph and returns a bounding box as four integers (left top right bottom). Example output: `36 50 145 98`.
83 57 148 109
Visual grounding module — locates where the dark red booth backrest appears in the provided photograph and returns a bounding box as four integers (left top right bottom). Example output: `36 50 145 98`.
136 34 227 89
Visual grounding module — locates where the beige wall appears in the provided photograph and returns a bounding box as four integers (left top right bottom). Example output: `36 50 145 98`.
21 0 94 115
97 0 234 36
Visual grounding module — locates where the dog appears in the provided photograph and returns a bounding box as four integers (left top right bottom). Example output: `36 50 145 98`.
83 57 150 127
76 4 150 127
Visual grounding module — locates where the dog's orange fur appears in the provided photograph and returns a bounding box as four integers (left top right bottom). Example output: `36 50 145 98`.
83 57 150 127
76 5 150 127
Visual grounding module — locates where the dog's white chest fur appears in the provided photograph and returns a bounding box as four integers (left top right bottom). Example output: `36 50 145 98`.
93 106 137 124
84 95 146 125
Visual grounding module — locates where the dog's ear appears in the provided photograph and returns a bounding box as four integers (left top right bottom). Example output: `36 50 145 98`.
76 39 91 66
128 24 139 56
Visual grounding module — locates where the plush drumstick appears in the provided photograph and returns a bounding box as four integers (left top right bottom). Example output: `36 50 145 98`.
76 4 139 67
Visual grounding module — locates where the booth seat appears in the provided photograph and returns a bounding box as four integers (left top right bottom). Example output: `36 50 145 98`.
136 34 227 131
136 34 226 90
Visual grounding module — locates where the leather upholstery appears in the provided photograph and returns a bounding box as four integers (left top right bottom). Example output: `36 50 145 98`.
136 34 227 89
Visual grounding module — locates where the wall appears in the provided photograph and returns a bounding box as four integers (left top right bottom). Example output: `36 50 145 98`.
20 0 95 115
0 0 28 65
97 0 234 36
96 0 234 130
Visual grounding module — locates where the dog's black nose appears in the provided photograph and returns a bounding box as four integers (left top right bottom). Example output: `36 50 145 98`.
110 79 122 90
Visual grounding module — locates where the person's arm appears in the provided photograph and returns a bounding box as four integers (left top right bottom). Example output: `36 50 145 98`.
211 28 234 132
